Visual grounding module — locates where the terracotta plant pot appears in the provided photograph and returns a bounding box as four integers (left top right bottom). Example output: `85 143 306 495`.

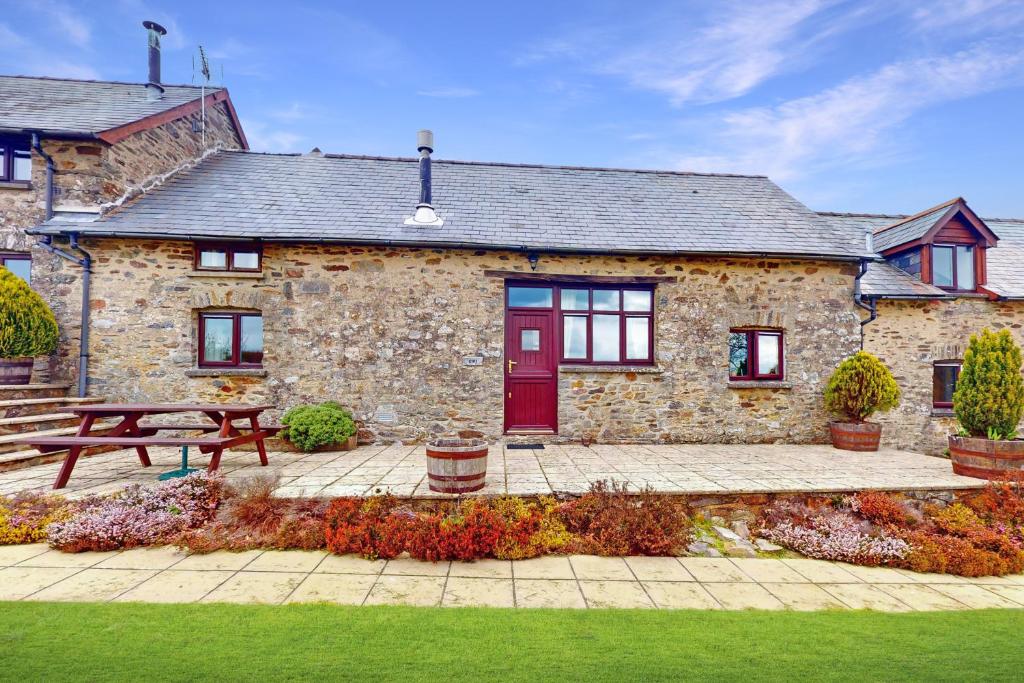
0 358 32 386
949 435 1024 480
830 421 882 452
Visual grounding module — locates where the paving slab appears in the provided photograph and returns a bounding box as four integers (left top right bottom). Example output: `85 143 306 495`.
26 568 157 602
703 582 785 610
819 583 913 612
115 570 234 603
763 582 848 611
643 581 721 609
315 554 386 575
365 575 446 607
512 556 576 580
244 550 328 573
448 559 513 579
679 558 753 583
570 555 635 581
579 580 655 609
0 566 80 600
514 579 587 608
730 559 808 583
0 543 50 566
443 577 516 608
172 550 263 571
625 557 695 582
875 584 969 611
782 559 863 584
95 547 188 571
927 584 1024 609
383 558 450 577
202 571 307 604
285 573 377 605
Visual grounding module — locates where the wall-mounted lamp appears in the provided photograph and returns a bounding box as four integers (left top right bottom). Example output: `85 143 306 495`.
527 252 539 271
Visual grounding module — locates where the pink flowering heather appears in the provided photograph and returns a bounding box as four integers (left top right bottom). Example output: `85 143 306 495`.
47 472 224 552
760 508 910 566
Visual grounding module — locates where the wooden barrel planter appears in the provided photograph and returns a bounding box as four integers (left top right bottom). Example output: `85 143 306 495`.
0 358 33 386
426 438 488 493
949 435 1024 480
830 421 882 452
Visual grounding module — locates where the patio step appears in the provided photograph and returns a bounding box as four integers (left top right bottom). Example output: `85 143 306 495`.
0 383 73 401
0 413 84 435
0 396 104 419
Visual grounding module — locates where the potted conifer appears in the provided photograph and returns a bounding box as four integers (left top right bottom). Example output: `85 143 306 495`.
824 351 901 451
948 329 1024 479
0 266 59 385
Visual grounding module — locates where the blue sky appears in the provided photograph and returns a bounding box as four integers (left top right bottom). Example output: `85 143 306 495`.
3 0 1024 216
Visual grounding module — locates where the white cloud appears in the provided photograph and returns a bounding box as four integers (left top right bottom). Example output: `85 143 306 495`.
0 21 100 79
34 0 92 48
415 87 480 98
241 118 305 153
671 43 1024 180
910 0 1024 31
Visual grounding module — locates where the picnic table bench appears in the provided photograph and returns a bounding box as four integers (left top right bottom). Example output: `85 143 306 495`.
16 403 280 489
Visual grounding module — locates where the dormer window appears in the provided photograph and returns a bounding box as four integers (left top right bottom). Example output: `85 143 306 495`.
932 245 973 291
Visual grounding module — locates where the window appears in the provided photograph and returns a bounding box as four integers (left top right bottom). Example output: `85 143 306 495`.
890 249 921 279
0 253 30 283
729 329 784 381
932 244 974 291
194 243 262 272
933 362 961 408
0 137 32 182
506 283 655 365
198 312 263 368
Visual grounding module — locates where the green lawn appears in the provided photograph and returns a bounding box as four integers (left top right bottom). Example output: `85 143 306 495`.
1 603 1023 681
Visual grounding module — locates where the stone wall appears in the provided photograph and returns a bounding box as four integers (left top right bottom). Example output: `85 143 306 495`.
864 298 1024 454
41 239 863 444
0 101 241 254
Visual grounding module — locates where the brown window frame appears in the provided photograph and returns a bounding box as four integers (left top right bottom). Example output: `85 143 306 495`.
505 283 656 366
933 361 962 409
0 253 31 282
930 244 975 292
193 242 263 273
197 312 264 368
729 329 784 381
0 136 32 183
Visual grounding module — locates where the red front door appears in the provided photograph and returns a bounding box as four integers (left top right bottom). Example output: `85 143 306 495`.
504 292 558 433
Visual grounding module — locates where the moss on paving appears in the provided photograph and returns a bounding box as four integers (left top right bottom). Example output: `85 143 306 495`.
1 602 1023 682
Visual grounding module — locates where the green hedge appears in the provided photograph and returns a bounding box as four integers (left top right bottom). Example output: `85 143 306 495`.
0 266 59 359
281 401 357 452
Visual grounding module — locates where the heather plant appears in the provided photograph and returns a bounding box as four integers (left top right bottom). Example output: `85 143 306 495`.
823 351 900 422
758 502 910 565
0 492 72 544
48 472 224 552
0 266 59 359
953 329 1024 440
281 402 357 452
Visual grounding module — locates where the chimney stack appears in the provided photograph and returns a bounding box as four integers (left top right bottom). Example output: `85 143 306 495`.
404 129 443 226
143 20 167 101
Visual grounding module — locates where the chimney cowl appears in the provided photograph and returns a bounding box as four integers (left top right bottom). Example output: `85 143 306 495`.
143 20 167 101
405 129 443 227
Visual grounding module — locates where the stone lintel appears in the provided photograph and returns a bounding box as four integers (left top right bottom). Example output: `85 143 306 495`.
559 365 664 374
184 368 268 378
727 380 793 390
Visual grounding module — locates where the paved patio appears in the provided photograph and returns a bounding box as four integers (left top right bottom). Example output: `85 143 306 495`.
0 443 985 499
1 544 1022 610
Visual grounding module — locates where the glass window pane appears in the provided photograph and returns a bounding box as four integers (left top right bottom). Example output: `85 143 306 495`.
199 249 227 269
890 249 921 279
521 329 540 352
933 364 959 405
729 332 749 377
757 333 780 376
625 317 650 360
592 314 620 362
956 246 974 290
560 288 589 310
563 316 587 359
933 246 953 287
13 152 31 181
232 251 260 270
2 258 30 283
240 316 263 364
203 317 234 363
592 290 619 311
623 290 651 311
508 286 552 307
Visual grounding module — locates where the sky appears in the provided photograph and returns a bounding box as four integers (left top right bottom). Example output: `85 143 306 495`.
2 0 1024 216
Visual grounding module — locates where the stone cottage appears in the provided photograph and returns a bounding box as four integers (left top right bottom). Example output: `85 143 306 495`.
23 134 1023 453
0 22 246 357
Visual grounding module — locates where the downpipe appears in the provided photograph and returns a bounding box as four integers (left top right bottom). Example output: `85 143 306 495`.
36 234 91 398
853 258 877 350
30 133 54 220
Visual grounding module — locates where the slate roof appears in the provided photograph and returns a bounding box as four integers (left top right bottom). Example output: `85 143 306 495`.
33 150 867 259
820 212 1024 299
0 76 219 137
871 200 959 252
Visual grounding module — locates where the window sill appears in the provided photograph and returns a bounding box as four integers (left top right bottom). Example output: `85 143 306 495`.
185 368 268 378
727 380 793 390
559 365 663 374
187 271 265 280
931 409 955 418
0 181 31 191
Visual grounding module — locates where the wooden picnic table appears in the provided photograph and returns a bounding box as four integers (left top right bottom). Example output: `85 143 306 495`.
18 403 279 489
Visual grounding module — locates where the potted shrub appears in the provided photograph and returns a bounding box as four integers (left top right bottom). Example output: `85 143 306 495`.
0 265 59 385
280 401 358 452
948 329 1024 479
824 351 901 451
